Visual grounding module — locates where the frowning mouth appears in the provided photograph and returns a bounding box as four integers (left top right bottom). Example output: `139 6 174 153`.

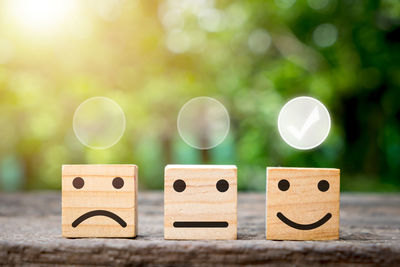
72 210 127 228
173 221 228 228
276 212 332 230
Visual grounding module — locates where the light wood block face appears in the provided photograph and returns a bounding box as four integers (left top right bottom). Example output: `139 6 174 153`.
164 165 237 240
266 167 340 240
62 165 138 238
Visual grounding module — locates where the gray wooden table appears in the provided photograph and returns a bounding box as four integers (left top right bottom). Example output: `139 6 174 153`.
0 192 399 266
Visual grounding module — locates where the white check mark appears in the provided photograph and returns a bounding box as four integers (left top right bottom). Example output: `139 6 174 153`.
287 106 320 140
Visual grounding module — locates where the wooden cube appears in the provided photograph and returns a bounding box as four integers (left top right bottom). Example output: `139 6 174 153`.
62 165 138 238
266 167 340 240
164 165 237 240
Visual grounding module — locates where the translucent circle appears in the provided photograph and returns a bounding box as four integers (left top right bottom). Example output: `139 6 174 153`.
73 96 126 149
307 0 330 10
275 0 297 9
278 96 331 150
166 29 191 54
197 8 225 32
313 23 338 47
160 9 184 30
177 97 230 150
248 28 271 55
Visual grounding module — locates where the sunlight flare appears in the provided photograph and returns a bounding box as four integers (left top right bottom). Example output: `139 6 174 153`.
7 0 77 33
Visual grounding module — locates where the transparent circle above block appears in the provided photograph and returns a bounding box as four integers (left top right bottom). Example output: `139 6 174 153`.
73 96 126 149
177 96 230 150
278 96 331 150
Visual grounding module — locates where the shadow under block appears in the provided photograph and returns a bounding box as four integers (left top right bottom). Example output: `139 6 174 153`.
164 165 237 240
62 165 138 238
266 167 340 240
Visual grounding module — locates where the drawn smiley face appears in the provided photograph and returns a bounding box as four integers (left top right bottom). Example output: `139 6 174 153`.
266 167 340 240
164 165 237 240
62 165 138 238
276 178 332 230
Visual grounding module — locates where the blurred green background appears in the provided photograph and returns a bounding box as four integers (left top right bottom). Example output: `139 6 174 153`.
0 0 399 192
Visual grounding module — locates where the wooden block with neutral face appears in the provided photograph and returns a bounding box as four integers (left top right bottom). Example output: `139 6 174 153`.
62 165 138 238
164 165 237 240
266 167 340 240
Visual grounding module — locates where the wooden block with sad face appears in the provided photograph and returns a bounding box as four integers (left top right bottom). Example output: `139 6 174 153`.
164 165 237 240
62 165 138 238
266 167 340 240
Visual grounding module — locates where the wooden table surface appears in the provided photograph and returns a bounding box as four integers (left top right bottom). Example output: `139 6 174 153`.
0 192 399 266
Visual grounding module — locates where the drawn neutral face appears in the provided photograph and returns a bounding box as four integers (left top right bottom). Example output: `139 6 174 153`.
266 167 340 240
164 165 237 240
62 165 138 238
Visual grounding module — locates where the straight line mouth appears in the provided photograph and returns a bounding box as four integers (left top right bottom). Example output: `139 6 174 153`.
173 221 229 228
72 210 127 228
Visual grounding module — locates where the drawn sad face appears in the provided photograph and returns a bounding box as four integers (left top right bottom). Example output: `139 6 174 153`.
62 165 137 238
266 167 340 240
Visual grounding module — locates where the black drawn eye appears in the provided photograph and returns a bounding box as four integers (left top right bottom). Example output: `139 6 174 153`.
112 177 124 189
73 177 84 189
173 179 186 192
278 179 290 191
318 180 329 192
216 179 229 192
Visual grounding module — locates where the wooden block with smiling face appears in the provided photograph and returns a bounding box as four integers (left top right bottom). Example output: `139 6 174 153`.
164 165 237 240
62 164 138 238
266 167 340 240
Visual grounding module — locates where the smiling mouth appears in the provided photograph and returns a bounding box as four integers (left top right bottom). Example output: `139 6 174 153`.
276 212 332 230
173 221 229 228
72 210 127 228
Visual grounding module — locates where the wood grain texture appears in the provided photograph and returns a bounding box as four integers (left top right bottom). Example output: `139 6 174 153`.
62 164 138 238
266 167 340 240
0 192 400 266
164 165 237 240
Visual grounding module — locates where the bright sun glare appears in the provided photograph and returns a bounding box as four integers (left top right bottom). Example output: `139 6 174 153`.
8 0 77 33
